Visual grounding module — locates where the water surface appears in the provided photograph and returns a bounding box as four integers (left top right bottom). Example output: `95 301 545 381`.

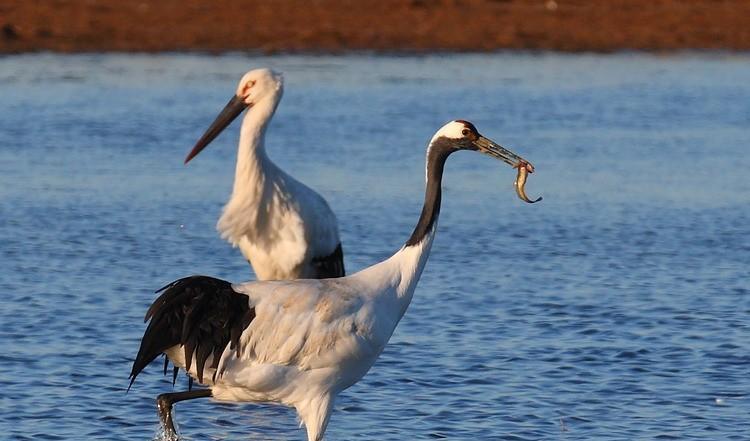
0 53 748 440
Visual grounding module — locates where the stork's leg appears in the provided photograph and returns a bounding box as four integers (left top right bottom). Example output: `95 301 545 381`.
156 389 212 438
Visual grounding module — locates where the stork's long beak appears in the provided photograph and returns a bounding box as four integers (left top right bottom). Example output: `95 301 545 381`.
184 95 249 164
473 135 533 171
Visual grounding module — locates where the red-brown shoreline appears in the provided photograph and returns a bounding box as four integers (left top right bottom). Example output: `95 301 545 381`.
2 1 750 54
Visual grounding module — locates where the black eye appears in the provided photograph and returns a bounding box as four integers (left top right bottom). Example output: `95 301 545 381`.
461 129 470 136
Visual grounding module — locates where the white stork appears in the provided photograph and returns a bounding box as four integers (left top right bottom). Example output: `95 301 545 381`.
185 68 344 280
130 120 536 441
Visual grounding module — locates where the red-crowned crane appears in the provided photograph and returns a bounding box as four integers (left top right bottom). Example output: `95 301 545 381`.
130 120 536 441
185 68 344 280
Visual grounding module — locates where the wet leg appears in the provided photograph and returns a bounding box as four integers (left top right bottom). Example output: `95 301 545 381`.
156 389 212 438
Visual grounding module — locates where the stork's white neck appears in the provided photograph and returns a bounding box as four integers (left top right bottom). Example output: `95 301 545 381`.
234 94 281 194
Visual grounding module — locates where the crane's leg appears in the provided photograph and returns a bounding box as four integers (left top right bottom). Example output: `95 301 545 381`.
156 389 212 439
302 394 333 441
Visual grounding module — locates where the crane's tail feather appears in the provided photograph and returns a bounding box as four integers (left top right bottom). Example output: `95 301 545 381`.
128 275 255 391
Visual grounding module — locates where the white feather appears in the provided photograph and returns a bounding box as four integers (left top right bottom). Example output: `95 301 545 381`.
214 68 341 280
157 227 436 441
154 120 492 441
208 233 432 440
430 120 468 142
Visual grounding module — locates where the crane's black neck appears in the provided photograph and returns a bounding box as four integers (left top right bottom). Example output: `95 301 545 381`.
405 139 455 247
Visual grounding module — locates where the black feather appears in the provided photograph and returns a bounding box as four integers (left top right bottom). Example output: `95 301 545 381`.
128 275 255 390
311 243 345 279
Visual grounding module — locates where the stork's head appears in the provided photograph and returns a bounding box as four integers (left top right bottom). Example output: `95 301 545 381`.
237 68 284 106
429 120 532 169
184 68 283 164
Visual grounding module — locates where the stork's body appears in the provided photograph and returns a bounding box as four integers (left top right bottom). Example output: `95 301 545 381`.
186 69 344 280
131 121 536 440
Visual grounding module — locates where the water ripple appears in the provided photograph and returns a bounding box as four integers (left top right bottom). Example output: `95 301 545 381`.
1 52 749 440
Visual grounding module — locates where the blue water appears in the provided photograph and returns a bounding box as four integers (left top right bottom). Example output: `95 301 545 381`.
1 53 749 440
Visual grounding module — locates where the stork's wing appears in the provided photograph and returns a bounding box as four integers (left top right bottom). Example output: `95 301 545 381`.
288 173 345 279
311 243 345 278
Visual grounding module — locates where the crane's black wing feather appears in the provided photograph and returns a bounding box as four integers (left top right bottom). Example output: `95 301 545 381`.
129 276 255 389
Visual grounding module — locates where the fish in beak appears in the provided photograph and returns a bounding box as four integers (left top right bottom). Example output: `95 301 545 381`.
472 134 542 204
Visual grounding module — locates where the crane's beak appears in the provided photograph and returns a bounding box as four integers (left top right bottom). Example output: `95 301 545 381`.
473 135 533 170
184 95 249 164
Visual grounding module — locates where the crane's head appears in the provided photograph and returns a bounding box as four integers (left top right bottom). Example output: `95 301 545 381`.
184 68 284 164
429 120 532 169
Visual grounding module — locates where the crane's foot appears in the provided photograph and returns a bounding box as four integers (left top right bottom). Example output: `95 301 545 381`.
156 389 212 440
157 393 178 440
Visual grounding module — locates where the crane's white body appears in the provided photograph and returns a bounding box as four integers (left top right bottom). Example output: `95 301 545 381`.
134 121 531 441
166 235 433 440
220 90 340 280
